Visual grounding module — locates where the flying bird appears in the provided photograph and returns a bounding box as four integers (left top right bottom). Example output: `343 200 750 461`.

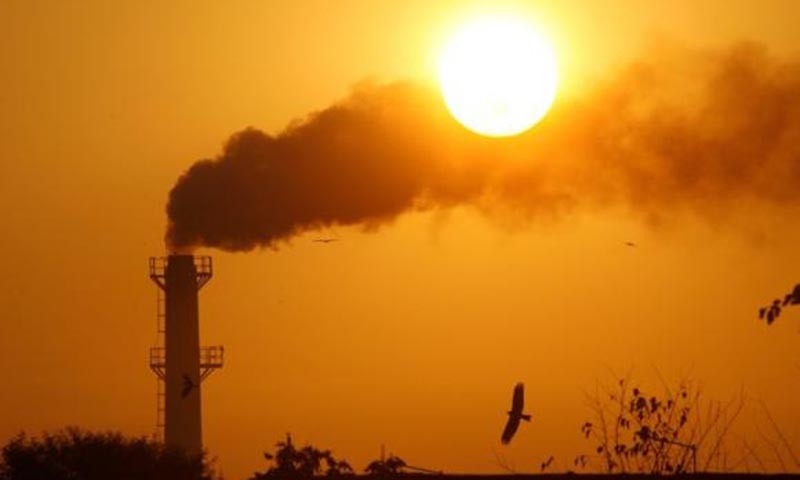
181 374 196 398
540 456 555 472
623 241 636 247
501 382 532 444
313 238 339 244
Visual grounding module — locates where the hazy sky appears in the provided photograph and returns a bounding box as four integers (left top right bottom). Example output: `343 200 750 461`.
2 1 800 479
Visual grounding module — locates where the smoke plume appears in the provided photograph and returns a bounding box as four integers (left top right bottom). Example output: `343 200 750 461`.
167 42 800 251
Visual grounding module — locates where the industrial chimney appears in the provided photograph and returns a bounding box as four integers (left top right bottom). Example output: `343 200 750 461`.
148 255 223 458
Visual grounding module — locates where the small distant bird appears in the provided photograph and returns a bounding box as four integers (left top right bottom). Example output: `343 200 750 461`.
181 374 196 398
313 238 338 244
624 241 636 248
501 382 532 444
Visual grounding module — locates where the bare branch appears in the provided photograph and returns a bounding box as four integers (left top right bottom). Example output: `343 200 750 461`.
757 398 800 468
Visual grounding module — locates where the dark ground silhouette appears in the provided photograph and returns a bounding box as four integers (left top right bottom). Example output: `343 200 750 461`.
0 428 217 480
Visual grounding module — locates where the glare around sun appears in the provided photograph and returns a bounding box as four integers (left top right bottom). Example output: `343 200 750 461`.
438 16 558 137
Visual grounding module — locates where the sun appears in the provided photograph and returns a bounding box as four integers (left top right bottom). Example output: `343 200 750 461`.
438 15 559 137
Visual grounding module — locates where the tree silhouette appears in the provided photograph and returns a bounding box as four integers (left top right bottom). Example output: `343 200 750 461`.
250 434 353 480
0 427 216 480
578 377 743 474
365 455 406 476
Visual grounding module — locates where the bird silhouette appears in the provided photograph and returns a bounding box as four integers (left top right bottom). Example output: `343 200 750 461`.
623 241 636 247
181 374 196 398
313 238 338 244
501 382 531 444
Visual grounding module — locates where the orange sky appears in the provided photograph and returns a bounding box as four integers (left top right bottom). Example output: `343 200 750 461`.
2 1 800 479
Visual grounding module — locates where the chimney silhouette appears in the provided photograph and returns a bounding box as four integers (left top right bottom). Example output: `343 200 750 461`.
148 255 223 458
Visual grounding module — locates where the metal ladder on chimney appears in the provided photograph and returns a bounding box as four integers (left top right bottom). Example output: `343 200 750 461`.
154 287 166 439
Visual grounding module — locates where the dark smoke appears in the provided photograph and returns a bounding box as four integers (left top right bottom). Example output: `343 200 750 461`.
167 42 800 251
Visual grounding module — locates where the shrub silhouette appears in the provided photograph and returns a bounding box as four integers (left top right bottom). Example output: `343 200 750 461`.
250 434 353 480
0 427 216 480
364 455 406 476
578 377 743 474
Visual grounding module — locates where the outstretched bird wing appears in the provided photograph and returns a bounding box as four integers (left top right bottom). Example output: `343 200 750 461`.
501 383 526 444
511 383 524 414
501 415 521 444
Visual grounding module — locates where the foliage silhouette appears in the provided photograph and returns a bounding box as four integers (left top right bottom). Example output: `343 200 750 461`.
577 376 744 474
0 427 216 480
250 434 352 480
364 455 407 476
758 283 800 325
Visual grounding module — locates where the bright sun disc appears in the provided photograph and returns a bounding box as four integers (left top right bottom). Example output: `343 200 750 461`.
438 16 558 137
